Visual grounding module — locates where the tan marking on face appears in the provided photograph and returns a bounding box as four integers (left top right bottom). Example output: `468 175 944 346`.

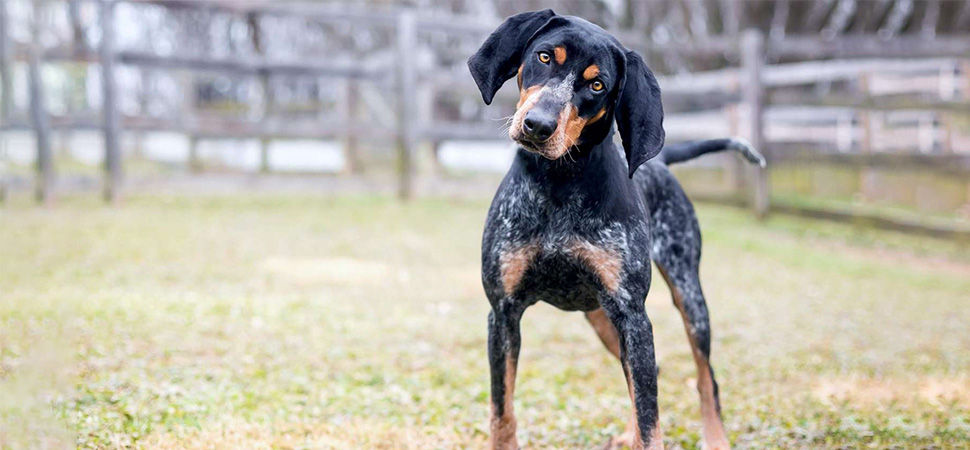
568 240 622 292
583 64 600 80
554 46 566 64
659 267 729 450
510 85 545 145
563 105 589 148
516 64 524 89
516 85 541 109
533 104 586 160
489 355 519 449
588 107 607 125
499 243 539 296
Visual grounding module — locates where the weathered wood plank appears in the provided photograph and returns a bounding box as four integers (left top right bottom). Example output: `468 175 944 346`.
28 3 52 204
343 79 362 174
117 51 382 80
395 11 416 200
770 151 970 177
0 0 10 203
0 0 11 123
101 0 121 203
742 29 769 219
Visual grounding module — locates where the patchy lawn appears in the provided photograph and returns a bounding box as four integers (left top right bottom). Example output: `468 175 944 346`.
1 194 968 448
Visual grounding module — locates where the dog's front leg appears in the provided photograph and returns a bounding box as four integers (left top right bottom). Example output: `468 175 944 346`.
487 301 523 450
601 294 664 450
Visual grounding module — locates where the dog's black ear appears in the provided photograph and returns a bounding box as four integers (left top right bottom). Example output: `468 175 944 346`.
467 9 556 105
615 50 665 178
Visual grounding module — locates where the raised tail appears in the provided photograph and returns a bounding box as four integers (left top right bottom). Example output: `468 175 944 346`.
659 137 766 168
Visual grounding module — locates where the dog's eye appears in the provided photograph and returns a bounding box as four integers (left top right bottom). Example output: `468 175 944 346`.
590 80 604 92
537 52 551 64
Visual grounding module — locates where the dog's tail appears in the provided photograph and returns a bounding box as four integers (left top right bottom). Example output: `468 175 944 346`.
659 137 766 168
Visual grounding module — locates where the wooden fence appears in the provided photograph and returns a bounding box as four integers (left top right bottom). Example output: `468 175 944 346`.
1 1 968 239
654 39 970 238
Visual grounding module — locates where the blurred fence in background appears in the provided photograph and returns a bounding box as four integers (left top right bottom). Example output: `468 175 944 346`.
0 0 968 238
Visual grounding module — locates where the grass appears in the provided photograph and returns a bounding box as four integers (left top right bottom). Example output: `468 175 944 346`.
1 193 968 448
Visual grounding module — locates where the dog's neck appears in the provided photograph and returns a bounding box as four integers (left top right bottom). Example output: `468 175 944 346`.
517 129 620 177
514 128 636 210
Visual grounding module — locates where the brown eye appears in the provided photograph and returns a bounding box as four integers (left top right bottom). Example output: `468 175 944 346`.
537 52 551 64
590 80 604 92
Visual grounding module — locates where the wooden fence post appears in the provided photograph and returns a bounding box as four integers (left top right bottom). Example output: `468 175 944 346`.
0 0 10 203
188 136 201 172
343 79 362 174
395 10 417 200
100 0 121 203
741 29 768 219
258 71 271 174
724 103 745 197
28 2 53 204
417 80 441 175
0 0 11 123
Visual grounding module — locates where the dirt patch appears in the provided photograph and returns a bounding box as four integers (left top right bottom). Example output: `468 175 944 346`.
813 376 970 407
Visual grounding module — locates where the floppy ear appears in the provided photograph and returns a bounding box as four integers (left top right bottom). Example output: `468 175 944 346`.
615 50 665 178
467 9 556 105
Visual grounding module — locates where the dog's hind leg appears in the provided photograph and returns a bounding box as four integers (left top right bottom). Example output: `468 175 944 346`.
641 162 729 449
655 261 730 450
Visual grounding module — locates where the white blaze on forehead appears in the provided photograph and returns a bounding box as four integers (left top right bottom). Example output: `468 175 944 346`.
508 73 578 154
549 73 576 103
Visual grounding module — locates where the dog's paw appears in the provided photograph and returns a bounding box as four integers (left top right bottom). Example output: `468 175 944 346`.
601 430 636 449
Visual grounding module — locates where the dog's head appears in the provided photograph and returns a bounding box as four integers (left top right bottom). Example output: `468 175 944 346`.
468 10 664 177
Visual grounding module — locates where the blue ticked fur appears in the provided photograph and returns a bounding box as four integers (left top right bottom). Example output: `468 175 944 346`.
470 10 761 450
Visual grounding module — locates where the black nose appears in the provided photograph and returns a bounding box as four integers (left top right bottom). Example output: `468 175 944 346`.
523 111 557 142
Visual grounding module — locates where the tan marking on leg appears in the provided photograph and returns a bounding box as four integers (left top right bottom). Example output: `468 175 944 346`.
647 424 665 450
624 364 665 450
625 364 643 448
568 240 622 293
554 46 566 64
499 244 539 296
489 355 518 449
585 308 622 359
583 64 600 80
658 267 729 450
586 309 643 449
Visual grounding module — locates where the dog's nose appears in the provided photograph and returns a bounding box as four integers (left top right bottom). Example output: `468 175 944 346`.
523 111 557 142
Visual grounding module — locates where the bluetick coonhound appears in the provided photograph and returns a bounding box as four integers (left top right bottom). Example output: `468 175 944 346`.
468 10 765 450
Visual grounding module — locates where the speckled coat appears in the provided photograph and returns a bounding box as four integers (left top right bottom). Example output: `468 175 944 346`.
469 10 762 450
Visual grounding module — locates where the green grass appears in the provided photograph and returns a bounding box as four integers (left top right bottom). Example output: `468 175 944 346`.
1 193 968 448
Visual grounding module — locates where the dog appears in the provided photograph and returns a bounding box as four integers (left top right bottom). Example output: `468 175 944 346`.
468 10 765 450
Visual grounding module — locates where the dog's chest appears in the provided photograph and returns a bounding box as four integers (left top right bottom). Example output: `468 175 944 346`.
496 225 628 310
485 176 648 307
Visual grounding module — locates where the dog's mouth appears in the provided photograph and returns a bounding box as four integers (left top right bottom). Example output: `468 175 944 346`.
513 136 563 160
514 136 541 152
